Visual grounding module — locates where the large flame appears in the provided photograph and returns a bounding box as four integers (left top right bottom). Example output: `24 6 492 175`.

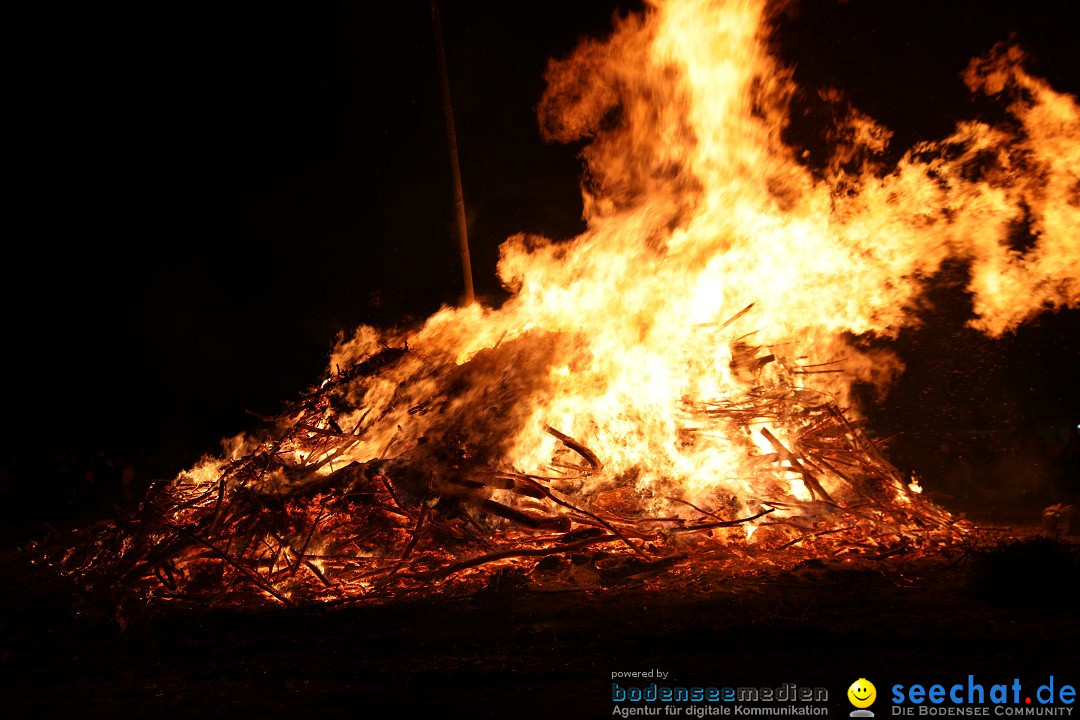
315 0 1077 508
87 0 1078 604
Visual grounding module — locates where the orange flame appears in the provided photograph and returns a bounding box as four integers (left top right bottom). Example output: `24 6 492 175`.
191 0 1078 538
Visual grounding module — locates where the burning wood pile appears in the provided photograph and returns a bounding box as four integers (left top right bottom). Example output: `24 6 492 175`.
52 324 959 609
46 0 1078 610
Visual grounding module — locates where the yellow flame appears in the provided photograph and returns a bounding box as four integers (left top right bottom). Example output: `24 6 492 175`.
318 0 1077 517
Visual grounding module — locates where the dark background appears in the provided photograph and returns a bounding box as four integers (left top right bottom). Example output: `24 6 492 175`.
3 1 1078 527
1 5 1077 717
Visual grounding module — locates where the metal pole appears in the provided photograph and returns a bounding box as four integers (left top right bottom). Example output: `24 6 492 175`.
430 0 475 305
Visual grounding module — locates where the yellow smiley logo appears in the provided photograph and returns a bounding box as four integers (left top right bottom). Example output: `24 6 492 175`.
848 679 877 708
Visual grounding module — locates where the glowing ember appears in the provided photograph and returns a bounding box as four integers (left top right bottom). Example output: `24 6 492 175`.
55 0 1078 606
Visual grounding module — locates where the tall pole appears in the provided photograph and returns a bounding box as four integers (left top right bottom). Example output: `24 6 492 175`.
430 0 475 305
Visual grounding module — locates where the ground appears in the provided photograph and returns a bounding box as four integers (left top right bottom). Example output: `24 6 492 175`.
1 517 1077 719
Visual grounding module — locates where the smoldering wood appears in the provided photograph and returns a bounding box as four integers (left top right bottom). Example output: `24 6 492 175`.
38 322 965 612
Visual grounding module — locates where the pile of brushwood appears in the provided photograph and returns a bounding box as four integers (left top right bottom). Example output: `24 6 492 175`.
45 335 964 611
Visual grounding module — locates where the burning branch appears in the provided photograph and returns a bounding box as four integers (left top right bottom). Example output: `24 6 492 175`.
43 338 965 611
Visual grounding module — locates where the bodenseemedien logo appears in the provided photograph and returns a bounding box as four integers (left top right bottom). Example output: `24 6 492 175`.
849 679 878 718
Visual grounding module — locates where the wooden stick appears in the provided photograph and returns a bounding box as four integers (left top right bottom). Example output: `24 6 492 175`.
430 0 474 305
167 524 292 606
760 427 835 504
376 502 430 588
541 488 650 559
545 425 603 473
696 302 755 330
667 497 724 521
671 507 775 533
432 534 622 580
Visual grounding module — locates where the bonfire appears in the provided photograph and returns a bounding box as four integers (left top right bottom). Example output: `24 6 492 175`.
51 0 1078 608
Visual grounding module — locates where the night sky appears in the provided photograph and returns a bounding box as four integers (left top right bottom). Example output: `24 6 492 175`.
5 0 1078 482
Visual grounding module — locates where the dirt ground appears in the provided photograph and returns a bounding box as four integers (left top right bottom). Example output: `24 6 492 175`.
1 522 1077 719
